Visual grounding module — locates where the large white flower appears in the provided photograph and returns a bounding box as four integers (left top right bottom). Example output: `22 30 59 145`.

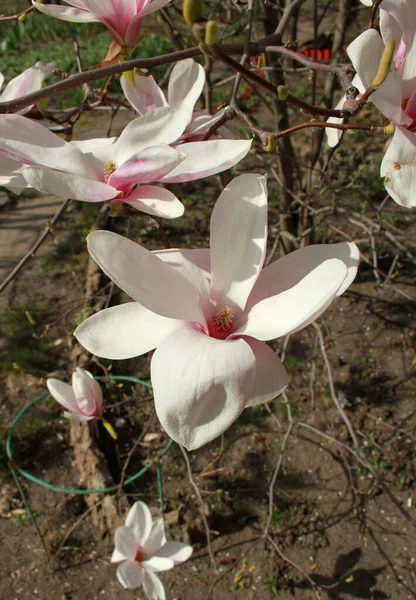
75 174 359 450
0 110 251 218
112 501 192 600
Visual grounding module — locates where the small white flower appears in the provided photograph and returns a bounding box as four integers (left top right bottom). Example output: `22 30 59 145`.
112 501 192 600
47 367 103 421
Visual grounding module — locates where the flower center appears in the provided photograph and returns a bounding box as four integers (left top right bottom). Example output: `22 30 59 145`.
135 548 147 563
208 306 234 340
104 160 117 183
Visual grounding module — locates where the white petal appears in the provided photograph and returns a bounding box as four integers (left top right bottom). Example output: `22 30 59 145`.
237 259 348 341
143 519 166 555
168 59 205 112
126 501 153 547
74 303 182 360
242 338 288 407
113 526 137 561
116 561 144 589
32 1 99 23
160 139 252 183
153 541 193 564
63 411 93 421
72 368 103 417
143 569 166 600
116 107 190 164
154 248 211 314
22 167 117 202
86 231 205 323
248 241 360 311
151 327 256 450
347 29 409 125
210 174 268 312
0 115 97 179
381 125 416 206
124 185 185 219
142 556 174 572
46 378 78 413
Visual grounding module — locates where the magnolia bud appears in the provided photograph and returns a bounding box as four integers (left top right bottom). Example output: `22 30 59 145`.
205 20 219 45
263 135 276 152
277 85 289 100
183 0 204 27
372 39 396 89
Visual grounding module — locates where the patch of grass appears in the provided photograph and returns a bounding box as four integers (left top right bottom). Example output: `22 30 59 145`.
0 303 50 374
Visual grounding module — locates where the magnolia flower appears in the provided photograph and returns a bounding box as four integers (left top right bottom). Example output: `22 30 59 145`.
74 174 359 450
47 367 103 421
112 501 192 599
326 0 416 206
0 109 251 218
0 62 55 115
122 59 228 143
32 0 170 47
0 158 28 192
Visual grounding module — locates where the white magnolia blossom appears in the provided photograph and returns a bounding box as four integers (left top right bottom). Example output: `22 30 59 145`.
121 58 229 142
112 501 192 600
0 109 251 218
75 174 359 450
47 367 103 421
0 61 55 115
326 0 416 206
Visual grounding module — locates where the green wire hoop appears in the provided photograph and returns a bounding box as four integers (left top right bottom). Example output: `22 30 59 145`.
6 375 173 495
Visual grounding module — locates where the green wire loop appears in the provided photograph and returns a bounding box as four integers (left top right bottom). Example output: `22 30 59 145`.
6 375 173 495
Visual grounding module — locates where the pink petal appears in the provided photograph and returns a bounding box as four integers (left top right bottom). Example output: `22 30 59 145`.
72 368 103 417
151 327 256 450
109 145 185 189
121 72 167 116
210 174 268 312
74 302 182 359
86 231 205 323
